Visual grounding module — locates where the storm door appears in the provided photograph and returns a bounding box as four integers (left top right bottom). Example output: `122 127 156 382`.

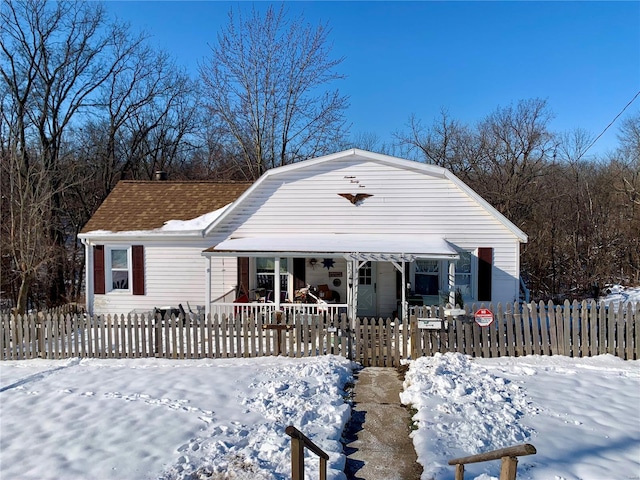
357 261 377 317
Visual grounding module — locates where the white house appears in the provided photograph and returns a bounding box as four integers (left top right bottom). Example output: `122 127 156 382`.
79 149 527 319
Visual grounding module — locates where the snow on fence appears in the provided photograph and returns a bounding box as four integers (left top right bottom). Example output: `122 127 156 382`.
1 300 637 363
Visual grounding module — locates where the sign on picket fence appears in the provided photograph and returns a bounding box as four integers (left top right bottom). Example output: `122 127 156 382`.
474 308 494 327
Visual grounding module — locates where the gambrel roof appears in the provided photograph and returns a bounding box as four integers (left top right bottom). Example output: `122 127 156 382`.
203 149 528 243
80 181 251 234
80 150 527 249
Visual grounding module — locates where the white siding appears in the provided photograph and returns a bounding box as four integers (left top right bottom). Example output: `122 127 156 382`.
212 158 523 306
88 152 525 315
218 160 503 236
93 240 237 316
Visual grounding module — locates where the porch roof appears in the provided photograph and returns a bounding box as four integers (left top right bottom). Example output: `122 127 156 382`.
202 234 459 262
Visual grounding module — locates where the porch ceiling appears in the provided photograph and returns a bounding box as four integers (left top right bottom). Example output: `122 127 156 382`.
202 233 459 262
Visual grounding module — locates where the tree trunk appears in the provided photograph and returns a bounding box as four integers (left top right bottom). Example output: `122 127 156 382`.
16 273 31 315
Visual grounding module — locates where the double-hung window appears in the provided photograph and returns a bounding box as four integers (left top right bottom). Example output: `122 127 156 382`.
453 249 493 302
414 260 439 296
109 248 130 291
455 251 473 300
93 245 144 295
410 249 492 304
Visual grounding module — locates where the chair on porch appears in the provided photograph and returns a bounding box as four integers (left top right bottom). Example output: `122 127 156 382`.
233 283 251 304
234 292 250 303
317 284 339 302
232 285 251 318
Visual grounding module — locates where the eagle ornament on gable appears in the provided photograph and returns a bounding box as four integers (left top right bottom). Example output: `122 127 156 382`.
337 193 374 205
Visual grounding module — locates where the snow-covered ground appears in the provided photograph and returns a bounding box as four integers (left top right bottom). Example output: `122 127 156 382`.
600 285 640 308
0 355 354 480
401 353 640 480
1 352 639 480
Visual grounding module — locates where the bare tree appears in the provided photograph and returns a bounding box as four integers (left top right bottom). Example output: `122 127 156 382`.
82 43 199 192
0 148 55 313
1 0 198 308
1 0 120 305
617 111 640 160
396 109 480 178
610 112 640 284
347 131 383 152
200 4 349 180
520 120 639 299
471 99 556 225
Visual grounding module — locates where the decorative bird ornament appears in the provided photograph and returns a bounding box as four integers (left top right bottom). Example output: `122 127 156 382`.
338 193 374 205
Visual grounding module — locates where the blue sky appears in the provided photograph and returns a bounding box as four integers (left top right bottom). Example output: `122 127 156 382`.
105 1 640 157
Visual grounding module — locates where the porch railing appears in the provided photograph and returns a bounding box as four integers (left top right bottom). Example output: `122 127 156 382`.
210 302 348 322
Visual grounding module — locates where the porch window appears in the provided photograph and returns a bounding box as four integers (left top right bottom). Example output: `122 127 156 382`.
256 257 289 301
358 261 373 285
455 251 473 299
109 248 130 291
415 260 439 295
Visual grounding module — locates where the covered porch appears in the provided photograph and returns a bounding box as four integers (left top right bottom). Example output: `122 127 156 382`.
202 234 460 321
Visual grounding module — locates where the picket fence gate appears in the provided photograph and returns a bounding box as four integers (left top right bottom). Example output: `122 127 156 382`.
1 300 638 364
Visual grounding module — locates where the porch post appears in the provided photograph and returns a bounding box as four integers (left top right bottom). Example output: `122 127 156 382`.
401 260 407 321
390 259 407 322
448 260 456 306
346 258 357 321
83 240 94 315
205 255 212 318
346 259 353 320
352 260 359 320
274 257 281 310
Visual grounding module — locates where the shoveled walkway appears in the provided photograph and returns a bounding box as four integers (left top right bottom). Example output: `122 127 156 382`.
343 367 423 480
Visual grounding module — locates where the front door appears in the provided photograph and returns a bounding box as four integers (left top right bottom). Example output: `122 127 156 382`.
357 261 377 317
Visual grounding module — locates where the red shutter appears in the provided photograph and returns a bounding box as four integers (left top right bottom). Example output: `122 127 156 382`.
477 247 493 302
132 245 145 295
237 257 250 297
293 258 306 290
94 245 105 294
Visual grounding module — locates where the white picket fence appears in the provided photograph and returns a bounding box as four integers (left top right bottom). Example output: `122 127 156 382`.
0 312 353 361
2 300 637 365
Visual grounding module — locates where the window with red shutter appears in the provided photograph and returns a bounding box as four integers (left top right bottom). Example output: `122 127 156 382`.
94 246 144 295
132 245 145 295
237 257 249 297
94 245 105 294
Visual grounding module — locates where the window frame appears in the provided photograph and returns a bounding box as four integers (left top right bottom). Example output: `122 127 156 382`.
252 257 291 301
106 246 132 293
413 259 440 296
410 251 481 304
454 250 477 302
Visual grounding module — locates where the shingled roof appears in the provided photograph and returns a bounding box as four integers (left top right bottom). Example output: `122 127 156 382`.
81 181 252 233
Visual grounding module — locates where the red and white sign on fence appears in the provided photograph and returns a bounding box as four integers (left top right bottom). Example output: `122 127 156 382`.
474 308 494 327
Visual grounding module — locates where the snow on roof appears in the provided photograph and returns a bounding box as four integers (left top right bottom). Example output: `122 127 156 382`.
206 233 459 259
80 204 230 238
160 205 230 231
80 181 251 234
